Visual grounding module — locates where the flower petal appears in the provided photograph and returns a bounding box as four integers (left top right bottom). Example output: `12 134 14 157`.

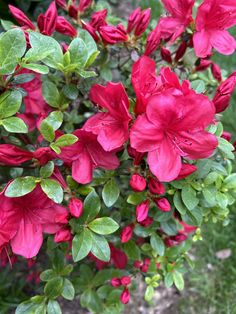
210 30 236 55
72 150 94 184
193 30 211 58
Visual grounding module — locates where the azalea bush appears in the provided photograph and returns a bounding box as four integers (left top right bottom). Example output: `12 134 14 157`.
0 0 236 313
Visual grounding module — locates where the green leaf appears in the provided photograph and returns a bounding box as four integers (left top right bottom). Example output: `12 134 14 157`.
72 229 93 262
40 111 63 142
25 32 63 68
123 240 141 260
79 29 99 67
5 177 37 197
68 37 88 68
0 28 26 74
144 286 154 302
102 178 120 207
62 84 79 100
191 80 206 93
1 117 28 133
173 271 184 290
16 301 39 314
224 174 236 189
181 185 199 210
50 143 61 154
47 300 62 314
40 161 54 178
44 277 64 299
88 217 119 235
42 81 60 108
127 191 146 205
82 190 101 222
218 137 234 159
80 289 103 313
164 272 174 288
21 63 49 74
40 269 56 282
90 233 110 262
40 120 55 142
150 233 165 256
40 179 63 204
55 134 78 147
0 90 22 119
173 191 187 215
161 219 178 236
61 278 75 301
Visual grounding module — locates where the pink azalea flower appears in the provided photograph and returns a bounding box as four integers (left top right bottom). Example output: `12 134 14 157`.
84 82 132 151
158 0 194 42
60 129 119 184
193 0 236 58
130 89 218 182
0 185 67 258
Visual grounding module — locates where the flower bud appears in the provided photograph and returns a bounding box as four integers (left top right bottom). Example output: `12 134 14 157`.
90 9 107 30
82 22 100 42
161 47 172 64
56 0 67 9
134 8 151 37
172 233 187 243
213 71 236 113
148 177 165 195
195 59 212 71
175 163 197 180
133 260 142 268
221 131 231 142
111 277 121 287
54 229 72 243
144 27 160 56
140 258 150 272
69 198 83 218
120 288 130 304
37 1 58 36
165 238 175 247
120 224 134 243
9 5 36 30
155 198 171 212
136 200 150 222
55 212 69 224
175 41 187 62
211 63 222 82
78 0 93 13
127 7 142 33
121 276 131 286
56 16 77 37
179 220 197 234
127 145 145 165
68 4 78 19
130 173 146 192
139 217 153 227
99 24 128 45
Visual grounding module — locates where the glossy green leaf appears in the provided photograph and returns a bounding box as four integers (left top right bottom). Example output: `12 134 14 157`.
102 178 120 207
72 229 93 262
1 117 28 133
88 217 119 235
90 233 110 262
40 179 63 204
61 278 75 301
5 177 37 197
0 90 22 119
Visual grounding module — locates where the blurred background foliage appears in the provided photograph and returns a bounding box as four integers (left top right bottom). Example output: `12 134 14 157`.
0 0 236 313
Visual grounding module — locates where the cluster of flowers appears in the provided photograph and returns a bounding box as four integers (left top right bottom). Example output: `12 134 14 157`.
0 0 236 311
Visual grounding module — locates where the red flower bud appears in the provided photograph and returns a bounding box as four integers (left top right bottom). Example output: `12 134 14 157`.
211 63 222 82
175 163 197 180
165 238 175 247
148 177 165 195
0 144 33 166
82 22 100 42
127 7 142 33
56 16 77 37
90 9 108 30
133 260 142 268
178 220 197 234
120 288 130 304
213 71 236 113
130 173 146 192
54 229 72 243
175 41 187 62
139 216 153 227
195 59 212 71
111 277 121 287
136 200 150 222
9 5 36 30
134 8 151 37
127 145 145 165
172 233 187 243
144 26 160 56
121 276 131 286
68 4 78 19
56 0 67 9
140 258 150 272
155 198 171 212
37 1 58 36
78 0 93 13
99 24 128 45
69 198 83 218
161 47 172 64
120 224 134 243
221 131 231 142
55 212 69 224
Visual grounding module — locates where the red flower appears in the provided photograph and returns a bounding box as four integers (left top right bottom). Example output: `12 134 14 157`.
213 71 236 113
60 129 119 184
0 144 33 166
84 82 132 151
129 174 146 192
0 185 67 258
130 88 217 182
193 0 236 57
99 24 128 44
158 0 194 42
